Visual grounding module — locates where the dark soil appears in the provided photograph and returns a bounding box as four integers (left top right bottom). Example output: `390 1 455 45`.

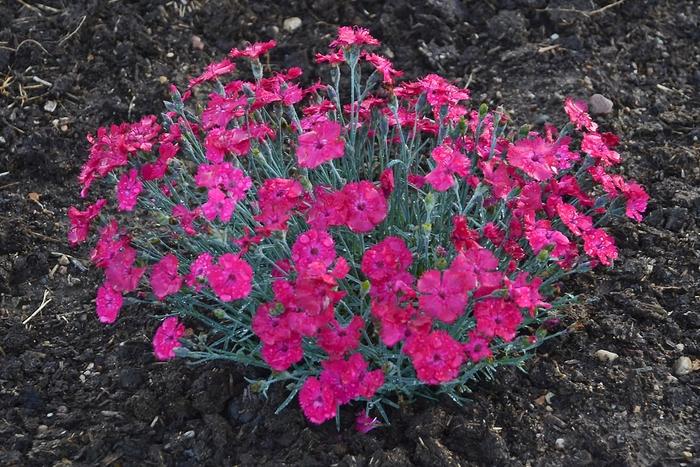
1 0 699 465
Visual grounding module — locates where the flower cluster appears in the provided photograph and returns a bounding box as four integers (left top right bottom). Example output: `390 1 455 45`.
69 26 647 428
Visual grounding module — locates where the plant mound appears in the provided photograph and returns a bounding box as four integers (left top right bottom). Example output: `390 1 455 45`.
69 26 648 427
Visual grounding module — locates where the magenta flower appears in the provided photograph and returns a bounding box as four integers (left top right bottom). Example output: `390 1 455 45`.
417 267 473 324
67 199 107 246
150 254 183 300
296 120 345 169
299 377 337 425
355 412 382 434
342 181 387 233
463 331 492 363
330 26 380 48
564 97 598 132
291 229 337 270
473 298 523 342
582 228 618 266
229 40 277 60
184 253 213 292
404 330 465 385
425 143 469 191
260 336 304 371
207 254 253 302
95 284 122 324
153 316 186 361
317 316 364 358
116 168 142 212
581 132 620 166
507 137 557 181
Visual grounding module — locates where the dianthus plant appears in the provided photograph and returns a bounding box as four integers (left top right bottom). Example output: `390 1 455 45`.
69 27 648 427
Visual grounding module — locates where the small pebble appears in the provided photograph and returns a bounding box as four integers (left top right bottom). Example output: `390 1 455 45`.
673 356 692 376
595 349 619 363
191 35 205 50
283 17 302 32
58 255 70 266
682 451 693 460
589 93 613 114
44 100 57 113
37 425 48 433
555 438 566 450
57 405 68 414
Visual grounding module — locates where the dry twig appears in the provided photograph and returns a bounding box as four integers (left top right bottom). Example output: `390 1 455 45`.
23 289 52 325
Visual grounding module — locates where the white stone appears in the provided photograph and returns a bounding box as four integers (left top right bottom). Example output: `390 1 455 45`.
595 349 619 363
673 356 692 376
283 17 302 32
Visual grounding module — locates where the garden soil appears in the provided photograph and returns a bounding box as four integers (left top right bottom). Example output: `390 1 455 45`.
1 0 699 465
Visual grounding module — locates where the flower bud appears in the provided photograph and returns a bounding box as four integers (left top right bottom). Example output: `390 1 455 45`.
213 308 226 320
478 103 488 118
423 192 436 214
360 280 371 295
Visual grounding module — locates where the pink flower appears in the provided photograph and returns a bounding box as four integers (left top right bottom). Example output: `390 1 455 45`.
463 331 492 363
380 168 395 197
556 202 593 237
526 220 571 258
564 97 598 132
185 253 213 292
361 236 413 284
296 120 345 168
315 49 345 65
319 354 384 404
425 143 469 191
299 377 337 425
229 40 277 59
451 215 480 252
581 133 620 166
116 169 142 211
67 199 107 246
201 94 245 129
505 272 550 315
252 303 294 345
188 58 236 88
473 298 523 342
582 228 618 266
261 336 304 371
96 284 123 324
363 53 403 85
153 316 186 361
201 188 237 223
150 254 183 300
257 178 304 214
207 253 253 301
306 188 347 230
507 137 557 181
317 316 364 358
291 229 336 270
404 330 465 384
355 412 382 434
342 181 387 233
141 142 178 181
172 204 200 236
619 180 649 222
417 266 474 324
104 248 145 293
330 26 380 48
204 128 251 162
